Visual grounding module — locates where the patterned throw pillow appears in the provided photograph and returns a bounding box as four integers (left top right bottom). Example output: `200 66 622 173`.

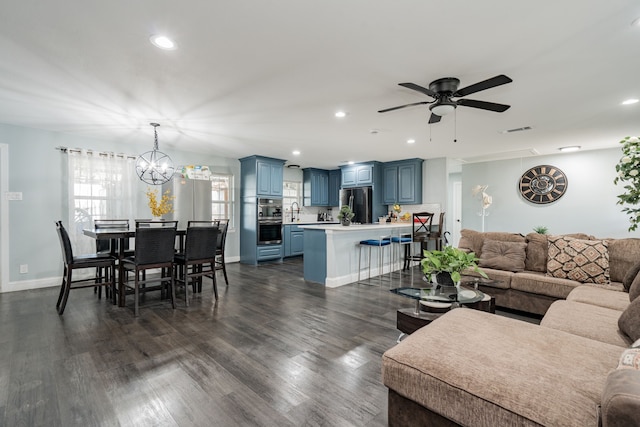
546 235 610 284
617 348 640 370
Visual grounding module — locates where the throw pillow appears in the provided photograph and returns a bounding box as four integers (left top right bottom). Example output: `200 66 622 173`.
525 233 548 273
617 348 640 370
623 261 640 292
546 235 610 285
619 297 640 342
479 240 527 272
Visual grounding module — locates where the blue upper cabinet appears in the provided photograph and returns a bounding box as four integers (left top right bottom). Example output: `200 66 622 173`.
240 155 285 198
341 163 375 187
328 169 341 206
303 168 329 206
382 159 423 204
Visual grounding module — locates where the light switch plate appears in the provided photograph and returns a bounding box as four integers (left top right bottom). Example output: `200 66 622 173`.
6 192 22 201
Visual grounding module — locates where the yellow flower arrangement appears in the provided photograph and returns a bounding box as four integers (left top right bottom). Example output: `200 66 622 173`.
146 187 174 217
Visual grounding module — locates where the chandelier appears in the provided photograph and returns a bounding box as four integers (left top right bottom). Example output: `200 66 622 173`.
135 123 175 185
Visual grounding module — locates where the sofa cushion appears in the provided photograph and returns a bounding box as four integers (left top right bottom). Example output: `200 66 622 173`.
566 285 629 311
601 369 640 427
619 297 640 342
547 235 610 285
479 240 527 272
630 273 640 302
606 238 640 283
458 229 525 259
511 272 581 299
541 300 631 347
382 309 622 427
462 267 513 289
524 233 548 272
622 260 640 292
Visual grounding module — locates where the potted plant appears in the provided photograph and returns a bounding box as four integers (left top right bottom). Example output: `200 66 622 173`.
420 246 488 287
337 205 355 226
532 226 548 234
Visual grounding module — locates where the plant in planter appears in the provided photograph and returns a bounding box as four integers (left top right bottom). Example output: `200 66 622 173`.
420 246 488 286
337 205 355 226
533 226 548 234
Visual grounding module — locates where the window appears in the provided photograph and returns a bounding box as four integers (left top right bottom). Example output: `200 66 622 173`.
211 173 234 228
283 181 301 211
67 150 138 254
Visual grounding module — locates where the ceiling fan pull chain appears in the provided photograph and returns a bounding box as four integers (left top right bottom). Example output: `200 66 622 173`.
454 109 457 143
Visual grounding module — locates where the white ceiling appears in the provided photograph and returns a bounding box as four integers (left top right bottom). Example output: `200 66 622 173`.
1 0 639 169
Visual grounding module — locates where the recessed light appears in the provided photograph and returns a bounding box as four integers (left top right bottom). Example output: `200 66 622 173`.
407 139 416 144
335 111 347 118
622 98 639 105
292 150 300 155
559 146 581 152
348 161 355 165
632 17 640 27
150 35 177 50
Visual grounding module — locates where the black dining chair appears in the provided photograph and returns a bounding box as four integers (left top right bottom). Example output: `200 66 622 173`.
120 220 178 316
174 221 219 305
215 219 230 286
55 221 116 314
93 219 131 299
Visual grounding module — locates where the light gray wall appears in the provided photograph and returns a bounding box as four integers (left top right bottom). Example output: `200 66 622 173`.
460 148 637 239
1 123 241 291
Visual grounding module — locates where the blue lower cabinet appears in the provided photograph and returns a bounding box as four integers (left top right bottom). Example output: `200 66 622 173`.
257 245 283 261
284 224 304 257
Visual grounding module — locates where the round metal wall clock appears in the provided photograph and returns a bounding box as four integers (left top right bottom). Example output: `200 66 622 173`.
518 165 568 204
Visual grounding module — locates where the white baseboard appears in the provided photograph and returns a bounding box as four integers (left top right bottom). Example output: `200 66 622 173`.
5 276 60 293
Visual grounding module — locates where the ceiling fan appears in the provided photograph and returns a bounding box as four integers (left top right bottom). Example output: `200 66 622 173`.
378 74 512 123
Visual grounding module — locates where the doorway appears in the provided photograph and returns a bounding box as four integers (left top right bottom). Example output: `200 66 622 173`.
452 181 462 247
0 143 8 293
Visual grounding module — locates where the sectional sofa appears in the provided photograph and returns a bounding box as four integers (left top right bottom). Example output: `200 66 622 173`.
381 230 640 426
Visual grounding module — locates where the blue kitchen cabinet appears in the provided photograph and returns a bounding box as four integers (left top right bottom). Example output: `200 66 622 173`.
257 158 284 197
303 168 329 206
283 224 304 257
340 163 374 187
382 158 423 204
328 169 340 206
257 245 283 261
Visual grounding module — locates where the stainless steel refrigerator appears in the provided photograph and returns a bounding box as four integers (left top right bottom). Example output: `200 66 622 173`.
340 186 373 224
162 178 212 226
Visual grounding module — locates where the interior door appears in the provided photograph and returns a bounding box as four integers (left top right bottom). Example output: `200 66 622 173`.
452 181 462 247
0 143 8 292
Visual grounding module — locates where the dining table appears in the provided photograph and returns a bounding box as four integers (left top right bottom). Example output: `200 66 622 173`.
83 227 187 307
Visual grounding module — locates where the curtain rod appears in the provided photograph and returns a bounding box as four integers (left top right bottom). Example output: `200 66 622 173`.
55 146 137 160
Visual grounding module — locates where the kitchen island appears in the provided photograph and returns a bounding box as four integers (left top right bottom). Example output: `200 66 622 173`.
299 222 413 287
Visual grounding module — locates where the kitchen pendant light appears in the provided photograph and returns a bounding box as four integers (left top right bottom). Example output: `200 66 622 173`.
135 123 175 185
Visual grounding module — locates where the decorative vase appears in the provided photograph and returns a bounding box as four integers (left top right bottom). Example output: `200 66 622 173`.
341 218 351 226
433 272 455 287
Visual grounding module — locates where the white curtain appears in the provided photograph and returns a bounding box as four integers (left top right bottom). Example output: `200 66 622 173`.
67 150 139 255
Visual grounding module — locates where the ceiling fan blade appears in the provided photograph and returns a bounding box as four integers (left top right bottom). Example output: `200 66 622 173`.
457 98 511 112
428 113 441 124
399 82 437 97
378 101 430 113
453 75 512 98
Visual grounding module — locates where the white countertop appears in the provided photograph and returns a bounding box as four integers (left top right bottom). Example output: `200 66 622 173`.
282 220 340 225
298 222 412 231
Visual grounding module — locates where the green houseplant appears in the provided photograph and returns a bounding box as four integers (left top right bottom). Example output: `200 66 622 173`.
337 205 355 226
420 246 488 285
532 226 548 234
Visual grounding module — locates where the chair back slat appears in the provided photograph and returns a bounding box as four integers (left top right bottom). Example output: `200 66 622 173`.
134 221 178 264
412 212 434 242
95 219 130 252
216 219 230 253
56 221 74 263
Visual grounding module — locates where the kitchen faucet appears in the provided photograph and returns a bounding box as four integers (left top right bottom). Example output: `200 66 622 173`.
290 201 299 222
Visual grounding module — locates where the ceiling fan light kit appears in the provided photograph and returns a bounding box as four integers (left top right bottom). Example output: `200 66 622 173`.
379 74 513 124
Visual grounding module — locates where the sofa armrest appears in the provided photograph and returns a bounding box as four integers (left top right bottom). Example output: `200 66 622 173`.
601 369 640 427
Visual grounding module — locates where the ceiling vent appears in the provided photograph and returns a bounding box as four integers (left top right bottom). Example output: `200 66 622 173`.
500 126 532 134
458 148 539 164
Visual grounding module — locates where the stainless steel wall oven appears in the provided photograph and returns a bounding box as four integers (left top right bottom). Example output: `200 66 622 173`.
257 198 282 244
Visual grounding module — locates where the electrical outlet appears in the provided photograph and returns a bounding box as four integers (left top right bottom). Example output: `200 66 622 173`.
19 264 28 274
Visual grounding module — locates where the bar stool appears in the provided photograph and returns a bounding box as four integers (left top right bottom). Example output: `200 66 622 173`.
358 234 392 285
390 231 412 277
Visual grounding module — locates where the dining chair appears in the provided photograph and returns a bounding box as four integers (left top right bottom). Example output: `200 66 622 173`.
93 219 131 299
405 212 435 280
55 221 116 314
120 220 178 316
215 219 230 286
174 221 219 305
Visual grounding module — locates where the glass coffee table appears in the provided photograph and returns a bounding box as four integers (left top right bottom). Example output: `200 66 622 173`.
390 285 495 342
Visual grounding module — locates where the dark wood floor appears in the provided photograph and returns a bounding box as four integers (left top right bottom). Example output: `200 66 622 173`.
0 258 540 427
0 258 415 427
